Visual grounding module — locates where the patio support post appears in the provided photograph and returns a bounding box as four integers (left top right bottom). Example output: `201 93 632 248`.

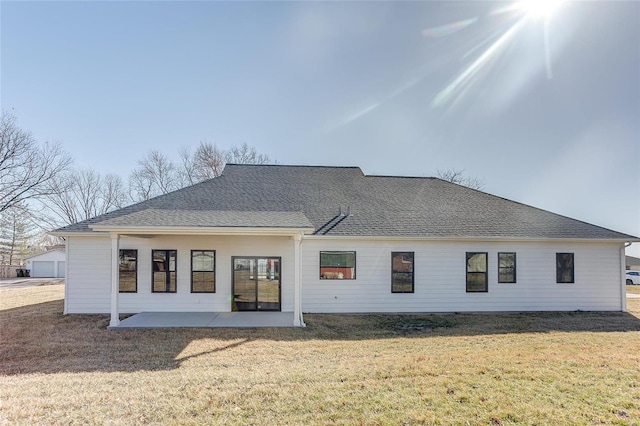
110 233 120 327
293 232 305 327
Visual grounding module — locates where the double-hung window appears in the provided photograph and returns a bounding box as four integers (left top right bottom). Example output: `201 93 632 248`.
556 253 574 283
191 250 215 293
391 252 414 293
498 252 516 283
466 252 488 292
152 250 177 292
119 249 137 293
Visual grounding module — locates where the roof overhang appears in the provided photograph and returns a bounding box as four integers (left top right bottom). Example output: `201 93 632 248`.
87 225 314 237
301 235 640 243
82 209 315 237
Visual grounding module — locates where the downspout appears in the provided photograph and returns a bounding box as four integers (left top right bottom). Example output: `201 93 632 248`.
63 237 69 315
293 232 306 327
621 242 631 313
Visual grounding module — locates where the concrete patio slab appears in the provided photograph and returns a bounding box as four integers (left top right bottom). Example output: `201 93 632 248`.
112 311 296 329
212 312 295 327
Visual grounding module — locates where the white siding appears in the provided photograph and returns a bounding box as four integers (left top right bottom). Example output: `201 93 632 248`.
66 236 111 313
66 235 625 315
65 234 295 314
301 239 624 313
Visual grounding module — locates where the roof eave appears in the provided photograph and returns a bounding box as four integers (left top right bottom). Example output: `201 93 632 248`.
88 224 314 236
302 235 640 243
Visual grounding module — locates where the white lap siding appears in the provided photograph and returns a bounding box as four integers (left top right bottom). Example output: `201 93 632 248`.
65 234 295 314
301 239 624 313
66 236 111 313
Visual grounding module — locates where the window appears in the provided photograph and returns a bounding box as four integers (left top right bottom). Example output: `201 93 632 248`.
320 251 356 279
466 252 488 292
152 250 177 292
556 253 574 283
392 252 414 293
119 249 137 292
498 252 516 283
191 250 215 293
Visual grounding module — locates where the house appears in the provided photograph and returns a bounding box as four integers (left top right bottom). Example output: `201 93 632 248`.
626 255 640 270
52 164 639 327
24 248 66 278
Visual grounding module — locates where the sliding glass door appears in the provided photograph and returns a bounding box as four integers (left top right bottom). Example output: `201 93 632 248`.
232 257 281 311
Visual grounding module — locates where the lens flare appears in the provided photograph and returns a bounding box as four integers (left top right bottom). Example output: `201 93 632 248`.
518 0 565 19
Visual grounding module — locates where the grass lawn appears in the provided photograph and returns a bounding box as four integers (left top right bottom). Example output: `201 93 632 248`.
1 285 639 425
627 285 640 295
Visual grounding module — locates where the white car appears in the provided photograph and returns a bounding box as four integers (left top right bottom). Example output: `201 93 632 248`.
627 270 640 285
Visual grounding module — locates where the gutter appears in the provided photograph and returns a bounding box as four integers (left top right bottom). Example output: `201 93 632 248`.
622 242 632 312
301 235 640 243
88 225 315 237
63 238 69 315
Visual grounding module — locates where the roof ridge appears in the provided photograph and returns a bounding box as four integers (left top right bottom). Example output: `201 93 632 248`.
366 174 437 179
224 163 362 170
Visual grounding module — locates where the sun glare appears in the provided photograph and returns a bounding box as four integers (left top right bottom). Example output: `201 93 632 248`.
518 0 565 19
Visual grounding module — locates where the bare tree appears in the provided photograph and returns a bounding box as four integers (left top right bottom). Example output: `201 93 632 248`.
132 143 272 202
40 169 129 226
226 142 270 165
179 141 271 183
128 168 155 203
102 174 127 211
0 112 72 213
437 168 484 190
129 150 181 202
195 141 227 180
178 147 198 187
178 141 227 185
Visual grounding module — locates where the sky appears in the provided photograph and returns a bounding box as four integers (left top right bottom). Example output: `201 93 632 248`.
2 1 639 255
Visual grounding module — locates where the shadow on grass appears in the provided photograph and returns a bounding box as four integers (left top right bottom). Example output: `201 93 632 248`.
1 298 639 376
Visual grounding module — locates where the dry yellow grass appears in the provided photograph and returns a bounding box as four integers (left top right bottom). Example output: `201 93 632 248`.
1 284 639 425
627 285 640 295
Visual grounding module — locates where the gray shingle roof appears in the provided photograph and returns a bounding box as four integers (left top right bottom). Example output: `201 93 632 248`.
93 209 313 229
55 164 637 240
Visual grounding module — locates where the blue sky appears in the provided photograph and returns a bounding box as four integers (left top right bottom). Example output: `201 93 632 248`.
2 1 639 254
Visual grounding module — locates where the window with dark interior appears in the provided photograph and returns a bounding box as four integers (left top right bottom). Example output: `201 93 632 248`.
320 251 356 279
391 252 414 293
119 249 137 292
152 250 177 292
466 252 488 292
556 253 574 283
498 252 516 283
191 250 215 293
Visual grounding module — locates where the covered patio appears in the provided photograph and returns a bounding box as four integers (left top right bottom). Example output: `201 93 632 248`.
85 210 314 329
109 311 296 329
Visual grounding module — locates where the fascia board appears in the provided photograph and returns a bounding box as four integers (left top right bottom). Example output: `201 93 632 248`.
88 225 315 236
301 235 640 243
